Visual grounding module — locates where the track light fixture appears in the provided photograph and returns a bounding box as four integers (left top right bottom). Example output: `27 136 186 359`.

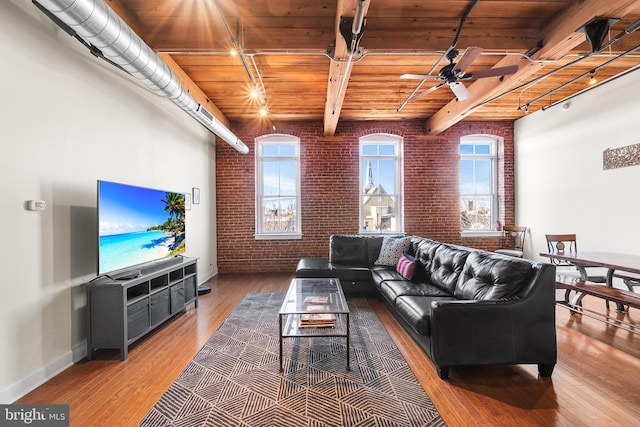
214 0 269 118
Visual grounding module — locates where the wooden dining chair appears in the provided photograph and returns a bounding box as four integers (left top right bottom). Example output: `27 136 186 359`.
544 234 606 281
545 233 609 307
495 226 527 258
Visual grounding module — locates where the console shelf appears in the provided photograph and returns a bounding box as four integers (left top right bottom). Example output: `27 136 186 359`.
86 256 198 360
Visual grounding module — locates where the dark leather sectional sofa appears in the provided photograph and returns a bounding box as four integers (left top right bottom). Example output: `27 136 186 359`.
296 234 557 379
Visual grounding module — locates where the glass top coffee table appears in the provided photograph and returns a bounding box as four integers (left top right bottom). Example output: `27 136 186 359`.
279 277 350 372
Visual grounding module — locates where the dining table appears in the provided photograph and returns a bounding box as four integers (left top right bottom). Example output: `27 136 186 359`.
539 251 640 311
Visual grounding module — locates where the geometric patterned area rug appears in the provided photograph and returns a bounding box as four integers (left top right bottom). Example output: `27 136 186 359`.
138 292 446 427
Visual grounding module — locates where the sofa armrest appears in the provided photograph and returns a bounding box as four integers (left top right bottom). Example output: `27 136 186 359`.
429 263 557 368
295 258 333 278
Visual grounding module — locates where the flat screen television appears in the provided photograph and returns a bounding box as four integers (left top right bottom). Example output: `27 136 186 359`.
98 180 186 276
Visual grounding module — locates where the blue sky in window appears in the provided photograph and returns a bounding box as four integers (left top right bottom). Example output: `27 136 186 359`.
361 143 397 192
262 159 296 195
361 159 396 193
460 159 491 194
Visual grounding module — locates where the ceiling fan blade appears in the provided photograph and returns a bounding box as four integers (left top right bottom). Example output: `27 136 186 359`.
401 73 440 81
466 64 519 79
454 46 483 75
410 83 446 102
449 81 471 100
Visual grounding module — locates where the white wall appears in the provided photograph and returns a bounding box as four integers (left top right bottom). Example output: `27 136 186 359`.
515 67 640 260
0 1 219 402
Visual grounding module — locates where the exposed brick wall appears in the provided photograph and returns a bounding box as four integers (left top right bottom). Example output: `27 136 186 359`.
216 119 515 273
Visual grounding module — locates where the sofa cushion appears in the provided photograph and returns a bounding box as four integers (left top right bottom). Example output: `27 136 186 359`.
430 244 470 294
380 280 451 304
455 251 534 300
371 267 404 290
330 235 369 264
394 295 455 336
375 236 412 266
329 235 384 265
331 264 372 282
396 253 416 280
410 237 441 279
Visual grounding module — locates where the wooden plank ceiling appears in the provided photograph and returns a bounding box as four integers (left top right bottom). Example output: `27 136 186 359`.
109 0 640 135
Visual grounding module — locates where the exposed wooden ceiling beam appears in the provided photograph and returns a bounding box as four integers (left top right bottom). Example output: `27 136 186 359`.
324 0 370 136
105 0 146 39
425 0 640 135
158 55 230 128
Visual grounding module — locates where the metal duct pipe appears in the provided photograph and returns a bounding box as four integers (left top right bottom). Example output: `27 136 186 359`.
34 0 248 154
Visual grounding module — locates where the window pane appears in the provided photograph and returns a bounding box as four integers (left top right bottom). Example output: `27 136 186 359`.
474 159 491 193
460 196 491 230
261 160 297 196
378 144 395 155
460 144 474 155
262 144 278 156
278 160 297 196
362 159 396 195
362 195 397 231
279 144 295 156
261 197 297 232
362 144 378 155
475 144 491 155
262 160 280 195
378 159 396 193
362 160 378 193
460 159 474 195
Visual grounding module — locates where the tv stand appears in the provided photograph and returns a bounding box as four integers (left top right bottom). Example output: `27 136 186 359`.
114 270 141 281
86 257 198 360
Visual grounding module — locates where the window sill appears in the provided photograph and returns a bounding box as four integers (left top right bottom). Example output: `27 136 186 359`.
460 230 503 238
254 233 303 240
358 231 406 236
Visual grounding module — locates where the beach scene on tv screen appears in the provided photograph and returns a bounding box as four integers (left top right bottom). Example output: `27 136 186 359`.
99 181 185 274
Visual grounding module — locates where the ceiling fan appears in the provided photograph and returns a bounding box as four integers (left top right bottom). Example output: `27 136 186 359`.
396 0 517 110
400 46 519 102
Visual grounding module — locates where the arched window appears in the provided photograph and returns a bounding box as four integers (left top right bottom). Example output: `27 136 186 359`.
459 135 498 231
255 135 301 239
359 134 403 233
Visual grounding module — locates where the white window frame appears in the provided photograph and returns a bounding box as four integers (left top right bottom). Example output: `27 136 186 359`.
359 134 404 234
255 134 302 240
459 135 500 236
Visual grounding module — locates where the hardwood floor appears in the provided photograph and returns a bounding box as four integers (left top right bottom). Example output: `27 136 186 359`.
16 273 640 426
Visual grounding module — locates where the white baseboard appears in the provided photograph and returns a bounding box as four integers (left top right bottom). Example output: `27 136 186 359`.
0 341 86 404
0 274 216 404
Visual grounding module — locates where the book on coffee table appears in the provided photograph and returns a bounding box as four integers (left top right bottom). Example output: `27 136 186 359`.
299 313 336 328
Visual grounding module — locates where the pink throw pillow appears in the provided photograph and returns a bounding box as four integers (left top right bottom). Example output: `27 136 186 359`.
396 253 416 280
